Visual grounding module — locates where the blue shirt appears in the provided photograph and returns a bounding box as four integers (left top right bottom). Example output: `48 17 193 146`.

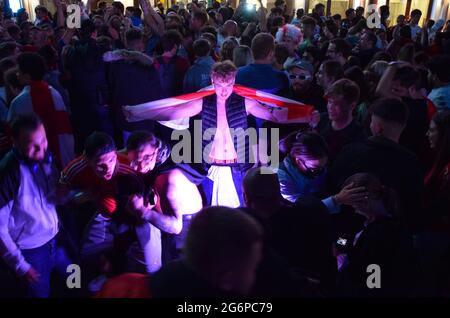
131 16 142 28
235 63 290 95
428 84 450 112
183 56 215 93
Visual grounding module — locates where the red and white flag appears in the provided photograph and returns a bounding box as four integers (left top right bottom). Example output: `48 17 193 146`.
123 85 315 129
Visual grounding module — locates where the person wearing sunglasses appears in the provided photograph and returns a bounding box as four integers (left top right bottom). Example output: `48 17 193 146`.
286 60 321 106
278 131 329 204
278 131 369 214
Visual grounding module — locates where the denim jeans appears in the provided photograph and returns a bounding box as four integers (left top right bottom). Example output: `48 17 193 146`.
21 233 74 298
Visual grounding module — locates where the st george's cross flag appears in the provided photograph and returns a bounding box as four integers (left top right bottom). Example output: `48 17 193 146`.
122 85 315 129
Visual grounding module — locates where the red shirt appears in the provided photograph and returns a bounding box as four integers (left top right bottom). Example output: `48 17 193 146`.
61 155 137 217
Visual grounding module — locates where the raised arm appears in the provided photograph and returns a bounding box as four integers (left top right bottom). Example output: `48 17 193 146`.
53 0 65 28
124 98 202 122
140 0 165 37
130 170 197 235
257 0 268 32
375 62 400 98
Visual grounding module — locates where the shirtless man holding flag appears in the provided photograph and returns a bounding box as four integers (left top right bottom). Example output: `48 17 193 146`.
124 61 317 207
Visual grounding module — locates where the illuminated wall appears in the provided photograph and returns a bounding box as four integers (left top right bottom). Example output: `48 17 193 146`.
387 0 407 26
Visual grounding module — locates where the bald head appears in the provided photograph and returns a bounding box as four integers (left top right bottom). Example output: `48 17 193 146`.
243 167 282 214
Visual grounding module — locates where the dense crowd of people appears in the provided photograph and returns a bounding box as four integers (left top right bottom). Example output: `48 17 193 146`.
0 0 449 298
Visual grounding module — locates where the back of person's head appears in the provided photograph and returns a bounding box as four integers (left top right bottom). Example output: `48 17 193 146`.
11 112 43 139
430 111 450 175
367 51 392 68
0 42 17 60
251 33 275 61
134 7 142 17
368 60 389 78
324 18 338 37
193 11 208 26
193 38 211 58
17 52 46 81
0 57 15 86
184 206 263 295
220 37 239 61
397 43 415 63
271 7 283 17
322 60 344 81
7 25 20 38
200 25 217 38
301 16 316 28
274 43 289 67
326 78 360 106
344 66 367 100
161 29 182 52
345 8 355 18
126 129 157 148
426 55 450 83
233 45 253 68
84 131 116 160
211 60 237 82
371 97 409 128
79 18 96 40
330 38 351 58
410 9 422 18
332 14 342 22
280 131 328 160
303 45 320 64
413 51 430 66
272 16 285 28
4 67 22 104
37 44 58 70
34 5 48 15
201 32 217 48
218 7 232 21
393 65 420 89
96 36 112 51
243 167 281 210
126 28 143 44
415 67 433 94
274 0 285 8
342 173 399 216
364 31 378 48
112 1 125 15
400 24 412 38
314 3 325 12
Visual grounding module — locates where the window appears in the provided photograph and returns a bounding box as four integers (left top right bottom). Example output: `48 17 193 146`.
10 0 23 13
308 0 327 14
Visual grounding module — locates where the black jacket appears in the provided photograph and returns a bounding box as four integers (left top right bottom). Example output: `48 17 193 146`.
331 136 425 233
